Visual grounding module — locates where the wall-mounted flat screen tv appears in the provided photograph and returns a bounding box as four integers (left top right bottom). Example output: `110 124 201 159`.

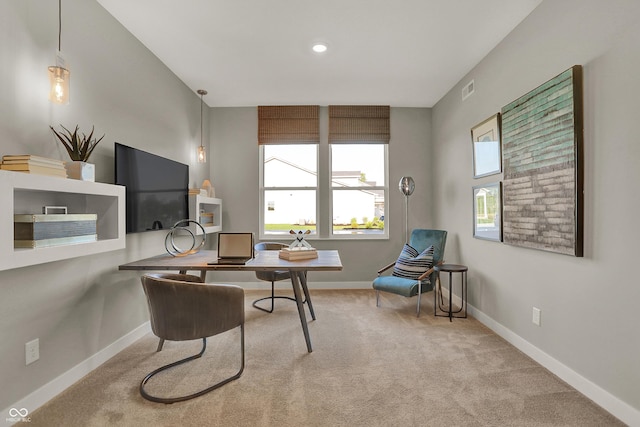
115 143 189 233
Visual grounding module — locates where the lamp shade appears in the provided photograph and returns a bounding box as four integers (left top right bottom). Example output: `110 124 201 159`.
399 176 415 196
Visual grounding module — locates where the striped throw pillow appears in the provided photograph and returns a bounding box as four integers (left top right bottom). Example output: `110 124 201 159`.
392 244 435 280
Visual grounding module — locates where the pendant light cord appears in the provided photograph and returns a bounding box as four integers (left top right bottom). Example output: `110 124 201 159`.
58 0 62 51
200 93 203 148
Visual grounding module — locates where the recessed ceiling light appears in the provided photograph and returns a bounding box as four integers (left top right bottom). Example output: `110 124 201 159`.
311 42 328 54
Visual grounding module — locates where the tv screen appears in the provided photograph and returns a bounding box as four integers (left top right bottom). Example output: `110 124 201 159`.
115 143 189 233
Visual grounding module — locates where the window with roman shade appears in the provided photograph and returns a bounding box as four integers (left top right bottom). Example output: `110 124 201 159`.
328 105 390 144
258 105 320 145
258 106 319 237
258 105 389 240
329 105 389 238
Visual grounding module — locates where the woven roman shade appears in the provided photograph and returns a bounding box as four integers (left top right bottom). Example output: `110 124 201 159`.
258 106 320 144
329 105 390 144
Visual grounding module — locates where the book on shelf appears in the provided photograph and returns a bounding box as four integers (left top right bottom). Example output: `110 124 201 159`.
14 234 98 249
1 163 67 177
278 247 318 260
2 155 65 166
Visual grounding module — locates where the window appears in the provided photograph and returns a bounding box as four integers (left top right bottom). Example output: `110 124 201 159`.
331 144 387 237
258 105 389 240
261 144 318 236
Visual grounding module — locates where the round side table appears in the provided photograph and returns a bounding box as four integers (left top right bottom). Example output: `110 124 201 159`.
433 264 468 322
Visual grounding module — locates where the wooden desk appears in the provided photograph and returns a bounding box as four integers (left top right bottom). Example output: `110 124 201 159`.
119 250 343 352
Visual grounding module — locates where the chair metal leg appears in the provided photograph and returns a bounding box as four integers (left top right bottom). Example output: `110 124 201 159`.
252 280 303 313
140 326 245 404
376 290 380 307
156 338 165 352
416 281 422 317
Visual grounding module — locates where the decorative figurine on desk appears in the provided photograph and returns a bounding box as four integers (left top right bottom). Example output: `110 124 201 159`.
289 230 313 250
165 219 206 257
279 230 317 260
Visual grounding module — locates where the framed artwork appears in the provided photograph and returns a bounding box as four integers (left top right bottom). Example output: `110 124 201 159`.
473 182 502 242
501 65 583 257
471 113 502 178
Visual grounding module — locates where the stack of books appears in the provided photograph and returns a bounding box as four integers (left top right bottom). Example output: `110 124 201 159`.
1 155 67 178
278 247 318 261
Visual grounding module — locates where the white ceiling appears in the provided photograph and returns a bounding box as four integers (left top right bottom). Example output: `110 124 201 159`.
97 0 542 108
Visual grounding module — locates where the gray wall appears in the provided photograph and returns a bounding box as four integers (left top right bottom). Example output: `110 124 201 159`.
431 0 640 416
0 0 209 409
207 106 432 285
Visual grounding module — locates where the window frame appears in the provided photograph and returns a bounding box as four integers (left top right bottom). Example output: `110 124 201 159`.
258 143 389 241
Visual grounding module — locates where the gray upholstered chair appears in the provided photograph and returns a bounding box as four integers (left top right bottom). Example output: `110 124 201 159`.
372 229 447 317
140 273 245 403
252 242 296 313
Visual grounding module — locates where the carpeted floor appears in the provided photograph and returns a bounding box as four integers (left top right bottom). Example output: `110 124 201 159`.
29 289 623 426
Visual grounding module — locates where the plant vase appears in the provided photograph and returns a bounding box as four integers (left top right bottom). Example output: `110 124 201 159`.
65 161 95 181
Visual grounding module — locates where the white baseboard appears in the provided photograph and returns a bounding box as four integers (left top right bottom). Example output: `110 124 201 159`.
468 304 640 427
2 322 151 420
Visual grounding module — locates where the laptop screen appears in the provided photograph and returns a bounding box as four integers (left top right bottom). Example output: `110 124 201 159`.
217 233 253 258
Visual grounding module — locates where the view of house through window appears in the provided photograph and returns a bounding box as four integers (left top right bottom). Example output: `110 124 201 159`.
261 143 387 238
331 144 386 236
262 144 318 235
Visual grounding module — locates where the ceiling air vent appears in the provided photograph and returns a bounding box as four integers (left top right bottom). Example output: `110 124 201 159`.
462 79 475 101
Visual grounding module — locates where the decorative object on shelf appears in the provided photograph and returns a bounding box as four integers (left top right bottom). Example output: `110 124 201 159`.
200 212 214 225
14 213 97 248
471 113 502 178
43 206 67 214
48 0 70 105
197 89 208 163
164 219 206 257
202 179 215 197
473 182 502 242
399 176 415 243
50 124 104 181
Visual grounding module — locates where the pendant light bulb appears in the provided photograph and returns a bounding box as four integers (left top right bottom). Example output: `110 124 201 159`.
197 89 208 163
197 145 206 163
49 0 69 104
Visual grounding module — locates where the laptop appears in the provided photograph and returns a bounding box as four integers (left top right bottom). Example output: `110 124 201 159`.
211 232 254 265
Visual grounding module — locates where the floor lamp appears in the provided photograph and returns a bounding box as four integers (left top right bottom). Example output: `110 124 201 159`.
399 176 415 243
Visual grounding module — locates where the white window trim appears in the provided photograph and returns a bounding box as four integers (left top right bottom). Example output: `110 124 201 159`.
258 143 389 241
258 145 320 241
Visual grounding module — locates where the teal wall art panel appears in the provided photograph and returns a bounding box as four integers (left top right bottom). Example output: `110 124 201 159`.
501 65 584 256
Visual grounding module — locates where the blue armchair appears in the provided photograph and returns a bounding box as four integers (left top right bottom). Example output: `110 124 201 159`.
372 229 447 317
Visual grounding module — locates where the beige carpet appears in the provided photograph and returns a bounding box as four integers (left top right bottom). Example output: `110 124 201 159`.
29 290 622 426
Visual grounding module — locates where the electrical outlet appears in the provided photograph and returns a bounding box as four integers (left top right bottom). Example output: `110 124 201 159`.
25 338 39 365
532 307 541 326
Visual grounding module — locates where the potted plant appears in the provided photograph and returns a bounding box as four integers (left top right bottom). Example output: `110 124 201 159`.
50 125 105 181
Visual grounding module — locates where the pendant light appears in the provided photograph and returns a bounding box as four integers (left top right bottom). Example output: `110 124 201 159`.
48 0 70 104
196 89 208 163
